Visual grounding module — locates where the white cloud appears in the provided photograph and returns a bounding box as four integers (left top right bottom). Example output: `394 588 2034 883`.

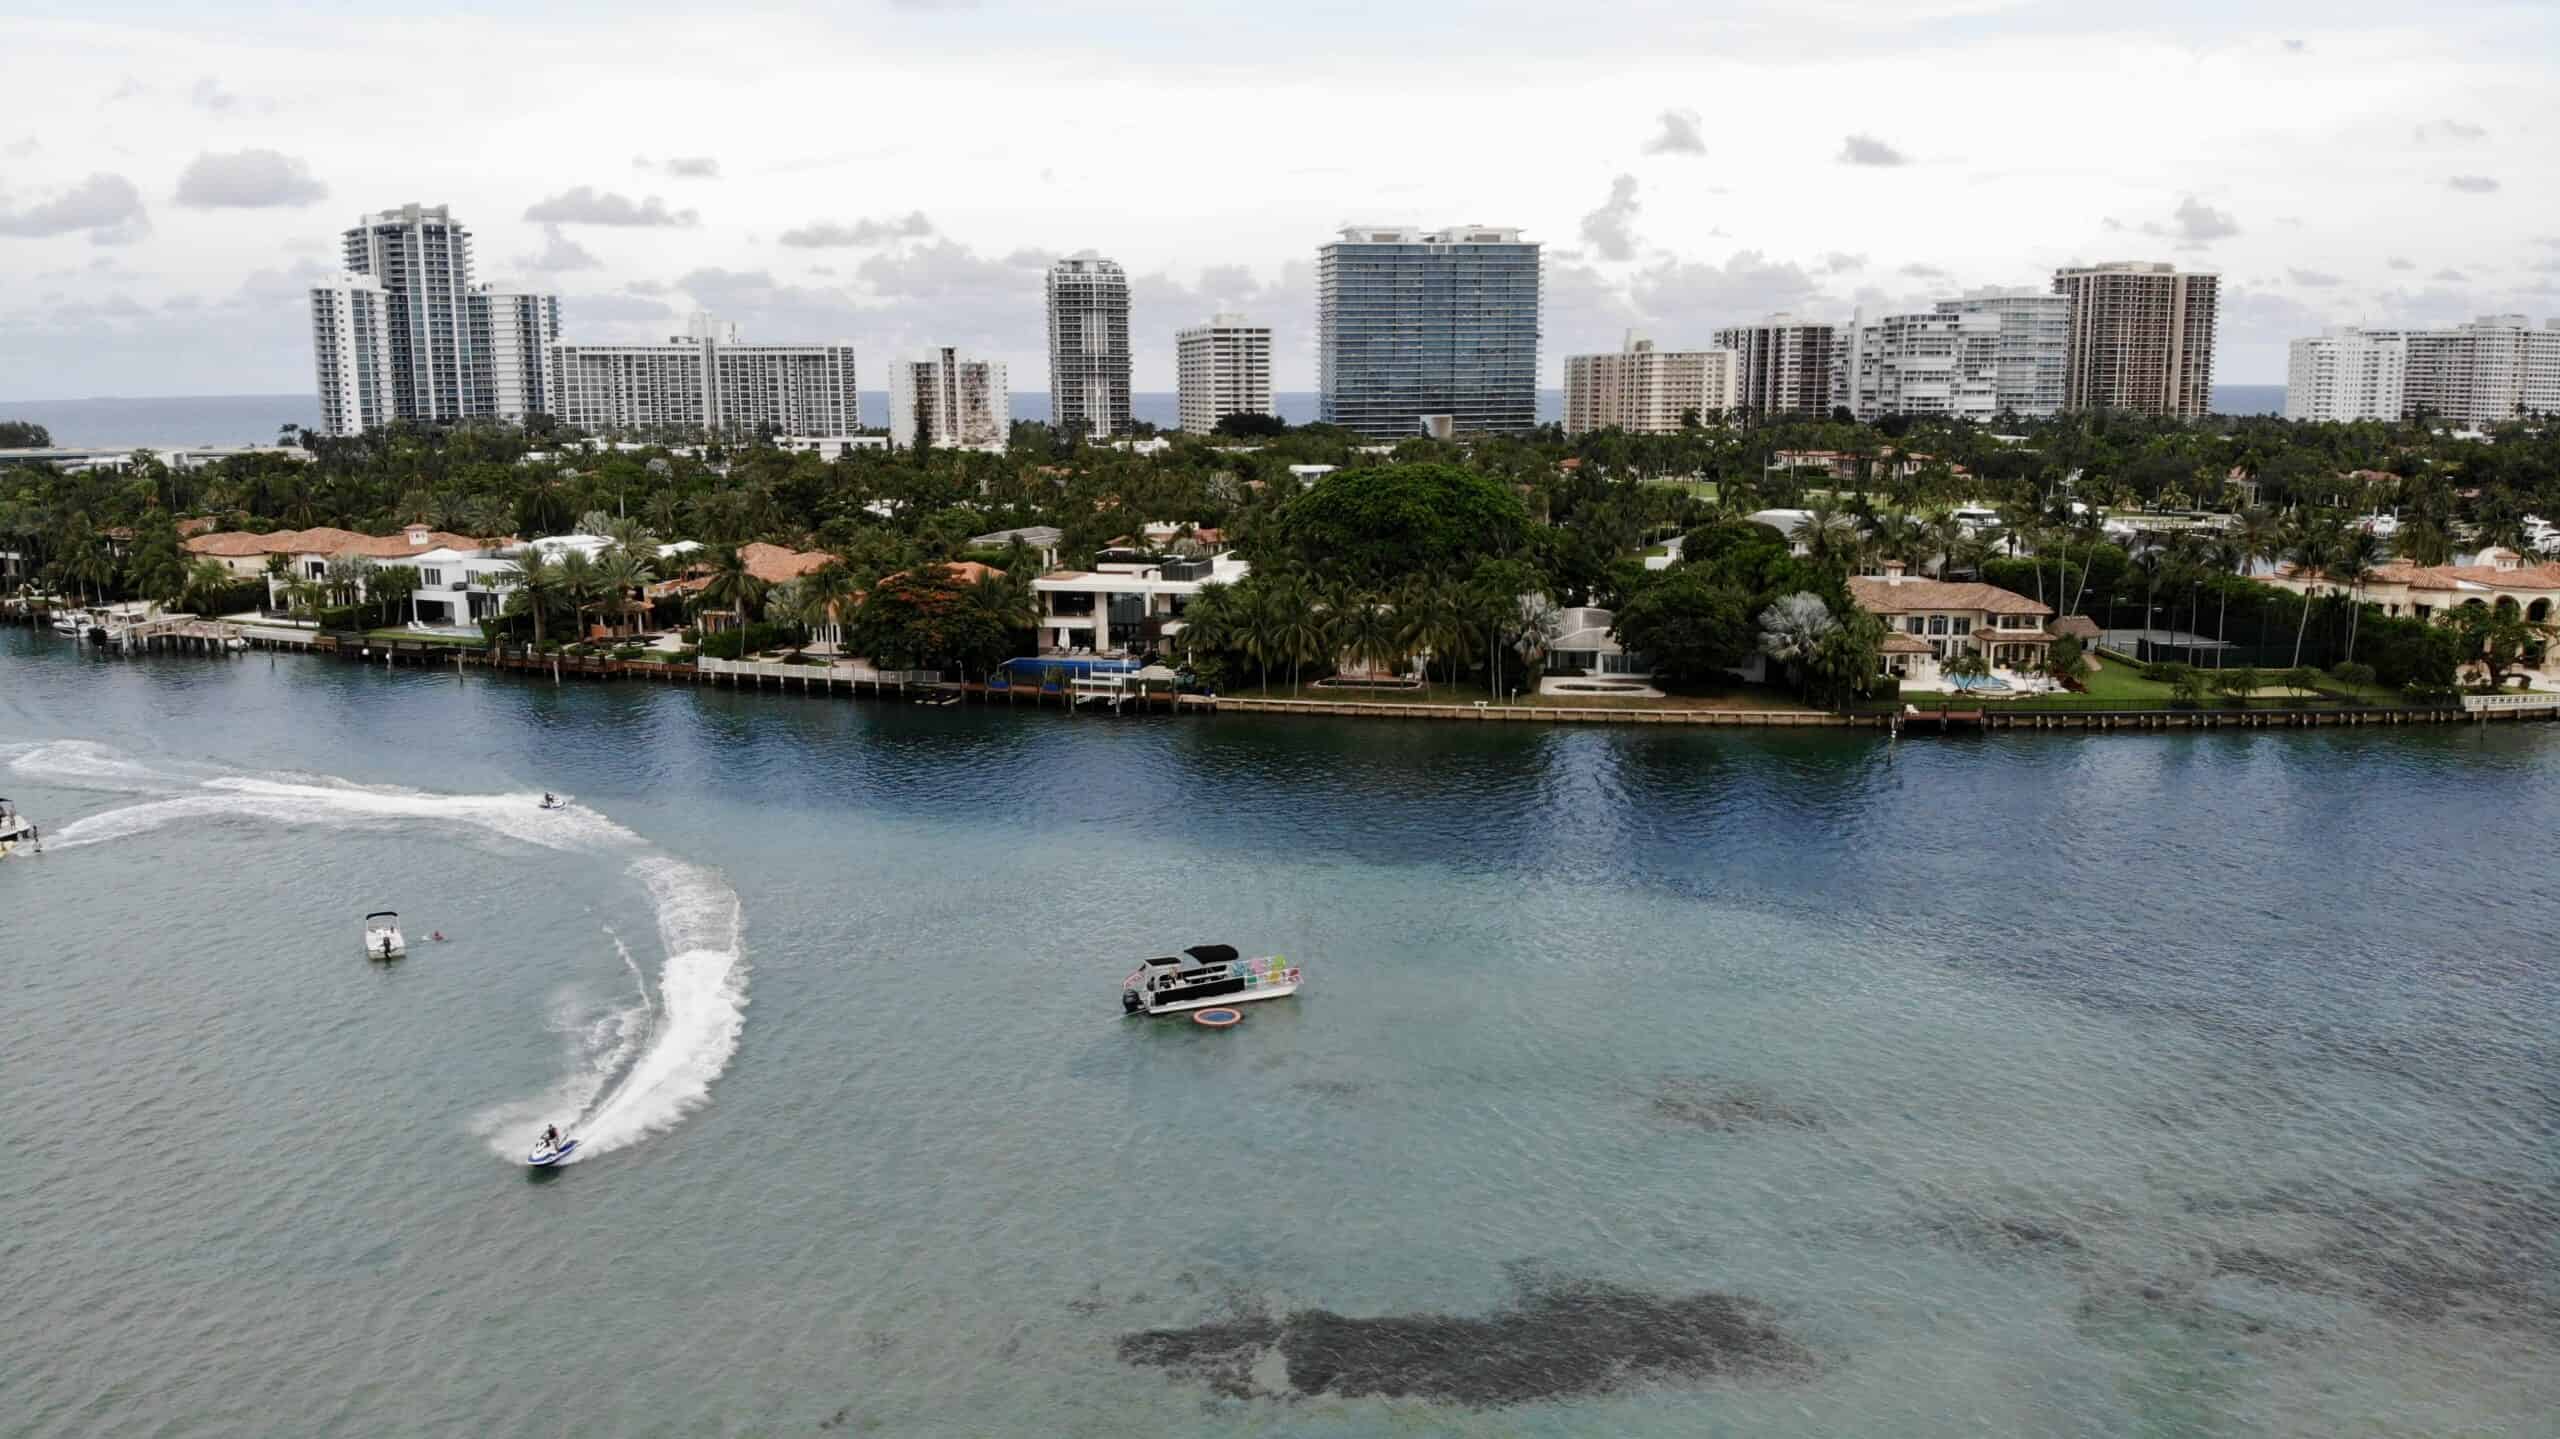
2446 175 2499 194
1642 109 1705 156
1578 175 1641 262
1898 261 1950 279
2413 119 2487 141
1838 134 1909 167
2117 195 2240 249
2386 256 2415 271
0 173 150 244
635 154 722 179
173 150 328 209
522 188 699 227
777 212 935 248
2286 267 2342 287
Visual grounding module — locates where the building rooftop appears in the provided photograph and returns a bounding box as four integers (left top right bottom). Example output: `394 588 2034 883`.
1847 574 2052 617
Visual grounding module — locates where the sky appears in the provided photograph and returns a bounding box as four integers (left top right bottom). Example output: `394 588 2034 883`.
2 0 2556 401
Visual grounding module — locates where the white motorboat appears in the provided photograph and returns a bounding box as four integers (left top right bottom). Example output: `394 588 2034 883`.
50 609 86 636
363 910 407 960
1122 944 1302 1016
0 798 38 859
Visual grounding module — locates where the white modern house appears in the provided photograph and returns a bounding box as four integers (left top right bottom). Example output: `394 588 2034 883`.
402 535 701 631
1032 551 1248 656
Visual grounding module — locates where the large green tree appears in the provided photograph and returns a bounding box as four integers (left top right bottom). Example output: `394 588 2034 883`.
1611 567 1754 684
1263 463 1529 583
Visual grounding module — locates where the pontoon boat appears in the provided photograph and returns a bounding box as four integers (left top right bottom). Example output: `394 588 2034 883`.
363 910 407 960
1122 944 1302 1016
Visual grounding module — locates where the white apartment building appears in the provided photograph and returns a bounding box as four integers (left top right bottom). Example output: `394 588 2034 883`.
1712 314 1841 417
1047 254 1132 439
548 314 858 439
310 272 393 438
1175 314 1274 433
2051 262 2219 417
477 286 559 423
2402 316 2560 428
2285 327 2409 422
341 203 480 425
1562 332 1741 434
1832 309 2003 422
888 347 1010 451
1934 289 2072 417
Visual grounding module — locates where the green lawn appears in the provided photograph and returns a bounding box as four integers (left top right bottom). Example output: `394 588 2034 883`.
363 628 482 648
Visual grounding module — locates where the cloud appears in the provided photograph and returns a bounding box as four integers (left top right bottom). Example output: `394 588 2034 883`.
173 149 328 209
777 212 935 248
2432 267 2468 282
0 173 150 244
3 136 35 159
2414 119 2487 141
2282 38 2305 52
521 187 699 226
515 224 601 272
2113 195 2239 249
1838 134 1909 167
1817 252 1866 275
635 154 721 178
2445 175 2499 194
187 75 272 115
552 290 677 341
1897 262 1950 280
1579 174 1641 262
2286 268 2343 287
2386 256 2415 271
1625 250 1828 334
1642 109 1705 156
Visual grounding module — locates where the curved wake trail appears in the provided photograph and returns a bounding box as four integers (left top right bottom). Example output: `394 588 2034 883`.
17 744 749 1166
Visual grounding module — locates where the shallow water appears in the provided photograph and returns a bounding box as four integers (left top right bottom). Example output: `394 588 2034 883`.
3 628 2554 1437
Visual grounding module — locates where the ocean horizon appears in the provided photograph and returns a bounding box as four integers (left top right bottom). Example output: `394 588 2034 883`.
1 385 2291 448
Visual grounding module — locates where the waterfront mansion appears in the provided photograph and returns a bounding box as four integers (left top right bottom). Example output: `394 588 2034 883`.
1848 562 2057 686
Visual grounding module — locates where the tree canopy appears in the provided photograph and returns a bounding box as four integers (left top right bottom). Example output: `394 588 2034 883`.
1263 463 1531 582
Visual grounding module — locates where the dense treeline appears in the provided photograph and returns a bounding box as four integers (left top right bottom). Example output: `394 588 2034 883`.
4 407 2553 697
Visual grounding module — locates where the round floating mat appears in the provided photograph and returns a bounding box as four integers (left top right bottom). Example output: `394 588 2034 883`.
1193 1008 1242 1028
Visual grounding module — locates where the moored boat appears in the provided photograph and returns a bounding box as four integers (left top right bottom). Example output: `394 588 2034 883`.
1122 944 1302 1016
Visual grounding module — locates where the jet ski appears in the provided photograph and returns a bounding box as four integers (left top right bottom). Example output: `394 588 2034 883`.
537 794 568 811
528 1132 579 1167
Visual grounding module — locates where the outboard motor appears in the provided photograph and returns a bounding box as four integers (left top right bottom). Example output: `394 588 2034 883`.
1122 987 1144 1014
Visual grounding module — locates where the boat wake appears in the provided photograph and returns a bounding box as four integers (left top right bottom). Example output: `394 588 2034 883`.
13 743 749 1166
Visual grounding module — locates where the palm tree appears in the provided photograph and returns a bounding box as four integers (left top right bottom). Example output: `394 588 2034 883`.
2283 521 2335 671
2334 528 2385 664
591 546 657 638
694 543 766 634
791 563 862 654
177 558 236 616
1240 579 1289 692
1269 577 1331 695
1337 592 1398 677
555 548 603 643
498 545 564 648
1757 591 1839 695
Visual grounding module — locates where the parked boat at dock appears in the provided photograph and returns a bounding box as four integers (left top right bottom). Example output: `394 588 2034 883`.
1122 944 1301 1016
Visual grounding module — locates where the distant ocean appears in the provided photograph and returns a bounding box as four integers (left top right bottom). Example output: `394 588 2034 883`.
2 384 2286 446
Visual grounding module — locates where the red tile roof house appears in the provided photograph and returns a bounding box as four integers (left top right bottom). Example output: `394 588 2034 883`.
1847 561 2059 691
2264 547 2560 687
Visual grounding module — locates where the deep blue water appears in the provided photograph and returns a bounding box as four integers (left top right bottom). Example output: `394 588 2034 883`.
2 627 2551 1436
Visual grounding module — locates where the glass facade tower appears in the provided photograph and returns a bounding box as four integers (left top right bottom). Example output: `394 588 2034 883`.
1318 225 1540 437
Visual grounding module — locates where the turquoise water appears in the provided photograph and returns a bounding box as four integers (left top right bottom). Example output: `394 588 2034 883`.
2 627 2553 1437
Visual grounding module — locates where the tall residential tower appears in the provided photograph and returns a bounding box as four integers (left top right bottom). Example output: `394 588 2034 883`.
2051 262 2219 417
310 203 561 436
1318 225 1541 437
888 347 1010 451
1562 333 1741 434
1175 314 1274 433
1711 314 1841 418
1046 254 1132 439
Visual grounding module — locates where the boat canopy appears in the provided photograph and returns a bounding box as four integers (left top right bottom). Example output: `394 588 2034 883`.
365 911 399 922
1183 944 1239 965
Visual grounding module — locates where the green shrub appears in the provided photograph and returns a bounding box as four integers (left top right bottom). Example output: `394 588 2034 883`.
2328 661 2376 689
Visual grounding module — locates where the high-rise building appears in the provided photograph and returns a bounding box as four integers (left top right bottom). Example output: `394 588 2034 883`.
1933 289 2073 417
546 314 857 438
1046 254 1132 439
1175 314 1274 433
1711 314 1841 417
309 273 394 439
475 286 559 424
2285 327 2410 423
888 347 1010 451
1562 332 1741 435
312 203 561 435
2051 262 2219 417
340 203 481 425
1832 309 2004 422
1318 225 1541 437
2399 316 2560 429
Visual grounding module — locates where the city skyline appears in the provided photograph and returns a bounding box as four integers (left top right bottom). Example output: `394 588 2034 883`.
3 1 2556 401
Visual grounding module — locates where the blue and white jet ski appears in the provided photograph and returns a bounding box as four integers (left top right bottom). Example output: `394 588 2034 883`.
527 1132 579 1167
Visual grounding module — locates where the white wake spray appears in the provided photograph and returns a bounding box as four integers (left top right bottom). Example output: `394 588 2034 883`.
15 743 748 1165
